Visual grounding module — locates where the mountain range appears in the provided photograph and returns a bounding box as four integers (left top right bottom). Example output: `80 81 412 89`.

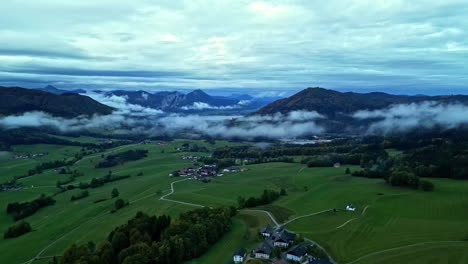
0 86 113 118
106 89 278 112
33 85 86 95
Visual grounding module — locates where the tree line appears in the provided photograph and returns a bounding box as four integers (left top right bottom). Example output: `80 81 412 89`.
7 194 56 220
237 189 286 208
54 207 236 264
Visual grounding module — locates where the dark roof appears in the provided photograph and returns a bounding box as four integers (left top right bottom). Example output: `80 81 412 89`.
287 244 308 257
233 248 246 257
260 224 274 234
272 230 296 242
254 241 273 255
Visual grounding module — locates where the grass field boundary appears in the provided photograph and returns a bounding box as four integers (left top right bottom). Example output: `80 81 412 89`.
344 241 467 264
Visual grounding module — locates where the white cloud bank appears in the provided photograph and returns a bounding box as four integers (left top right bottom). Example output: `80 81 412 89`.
353 101 468 133
0 93 324 139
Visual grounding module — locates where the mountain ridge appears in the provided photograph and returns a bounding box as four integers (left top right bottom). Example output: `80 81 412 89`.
0 86 114 118
255 87 468 117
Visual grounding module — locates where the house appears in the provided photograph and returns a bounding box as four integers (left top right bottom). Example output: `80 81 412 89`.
271 229 296 248
233 248 246 263
253 241 273 259
223 166 240 173
346 204 356 211
308 257 332 264
286 244 309 262
260 224 274 238
333 162 341 168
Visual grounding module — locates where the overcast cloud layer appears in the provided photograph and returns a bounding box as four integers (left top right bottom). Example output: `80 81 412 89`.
0 0 467 94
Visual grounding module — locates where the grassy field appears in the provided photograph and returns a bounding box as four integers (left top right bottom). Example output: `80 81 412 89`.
1 138 468 264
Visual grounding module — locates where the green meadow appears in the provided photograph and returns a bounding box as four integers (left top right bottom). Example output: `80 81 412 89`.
1 137 467 264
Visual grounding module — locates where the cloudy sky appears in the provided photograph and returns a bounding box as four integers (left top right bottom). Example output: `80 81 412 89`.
1 0 467 95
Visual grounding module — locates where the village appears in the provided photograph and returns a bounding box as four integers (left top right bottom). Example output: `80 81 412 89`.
229 225 332 264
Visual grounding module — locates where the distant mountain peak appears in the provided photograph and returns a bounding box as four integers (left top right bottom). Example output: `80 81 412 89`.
188 89 208 96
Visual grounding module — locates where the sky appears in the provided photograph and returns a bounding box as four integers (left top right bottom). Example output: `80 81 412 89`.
0 0 467 95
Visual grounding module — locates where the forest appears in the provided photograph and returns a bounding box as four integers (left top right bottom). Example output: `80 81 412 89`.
54 207 236 264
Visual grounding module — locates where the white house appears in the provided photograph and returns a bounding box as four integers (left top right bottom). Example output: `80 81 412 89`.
254 241 273 259
286 244 308 262
346 204 356 211
233 248 246 263
260 224 274 238
271 229 296 248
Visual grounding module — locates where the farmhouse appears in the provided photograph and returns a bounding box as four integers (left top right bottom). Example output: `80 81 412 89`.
253 241 273 259
260 224 274 238
286 243 308 262
346 204 356 211
223 166 241 173
271 229 296 248
232 248 246 263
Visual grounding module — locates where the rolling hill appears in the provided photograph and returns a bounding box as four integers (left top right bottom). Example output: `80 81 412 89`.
0 86 114 118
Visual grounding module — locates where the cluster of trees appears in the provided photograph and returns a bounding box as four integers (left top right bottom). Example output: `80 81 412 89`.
56 170 84 188
7 194 56 220
71 190 89 201
4 221 32 238
245 156 294 165
199 157 235 170
27 160 70 176
180 143 209 153
75 173 131 189
57 207 236 264
212 144 359 159
237 189 286 208
96 150 148 168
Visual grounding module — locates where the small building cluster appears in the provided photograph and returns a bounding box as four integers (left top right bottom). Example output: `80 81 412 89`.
230 225 331 264
98 139 113 144
181 155 201 162
174 164 218 181
0 184 23 192
13 152 48 159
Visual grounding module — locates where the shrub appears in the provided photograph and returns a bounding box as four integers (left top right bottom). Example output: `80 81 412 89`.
4 221 32 238
420 179 435 191
115 199 126 210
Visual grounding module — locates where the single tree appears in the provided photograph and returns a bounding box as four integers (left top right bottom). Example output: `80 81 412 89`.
115 199 126 210
112 188 120 198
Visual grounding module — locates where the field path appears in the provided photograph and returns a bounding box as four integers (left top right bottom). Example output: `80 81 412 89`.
282 209 334 226
159 178 206 208
335 218 357 229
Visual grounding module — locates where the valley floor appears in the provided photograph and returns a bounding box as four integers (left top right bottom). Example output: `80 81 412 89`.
1 137 467 264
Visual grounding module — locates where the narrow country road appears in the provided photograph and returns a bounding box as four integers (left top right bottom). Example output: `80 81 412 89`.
159 178 207 208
